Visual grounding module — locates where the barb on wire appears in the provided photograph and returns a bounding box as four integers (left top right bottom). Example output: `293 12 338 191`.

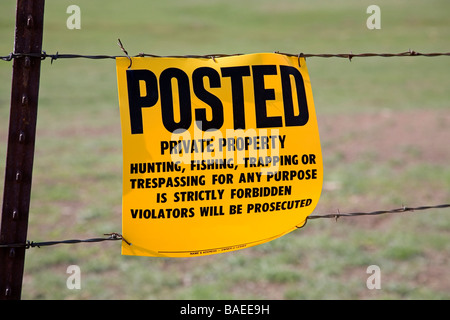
2 50 450 63
117 38 132 68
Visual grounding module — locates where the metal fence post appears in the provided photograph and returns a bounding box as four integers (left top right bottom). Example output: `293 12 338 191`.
0 0 45 300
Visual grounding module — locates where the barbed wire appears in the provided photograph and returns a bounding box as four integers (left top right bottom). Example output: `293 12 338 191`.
307 203 450 221
2 50 450 63
0 233 130 249
1 47 449 249
0 204 448 249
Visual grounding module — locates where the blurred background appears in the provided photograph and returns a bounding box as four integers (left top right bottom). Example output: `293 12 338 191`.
0 0 449 299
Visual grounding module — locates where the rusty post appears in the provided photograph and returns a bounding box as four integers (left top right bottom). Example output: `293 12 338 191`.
0 0 45 300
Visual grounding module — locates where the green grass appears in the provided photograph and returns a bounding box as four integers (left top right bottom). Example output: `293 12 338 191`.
0 0 449 299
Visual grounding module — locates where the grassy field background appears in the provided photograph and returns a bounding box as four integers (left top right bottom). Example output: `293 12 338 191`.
1 0 449 299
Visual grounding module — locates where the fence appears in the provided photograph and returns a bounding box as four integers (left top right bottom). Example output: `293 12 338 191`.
3 48 450 64
0 0 449 300
2 44 449 240
0 204 449 249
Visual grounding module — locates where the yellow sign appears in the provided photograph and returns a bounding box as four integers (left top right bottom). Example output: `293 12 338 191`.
116 53 322 257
